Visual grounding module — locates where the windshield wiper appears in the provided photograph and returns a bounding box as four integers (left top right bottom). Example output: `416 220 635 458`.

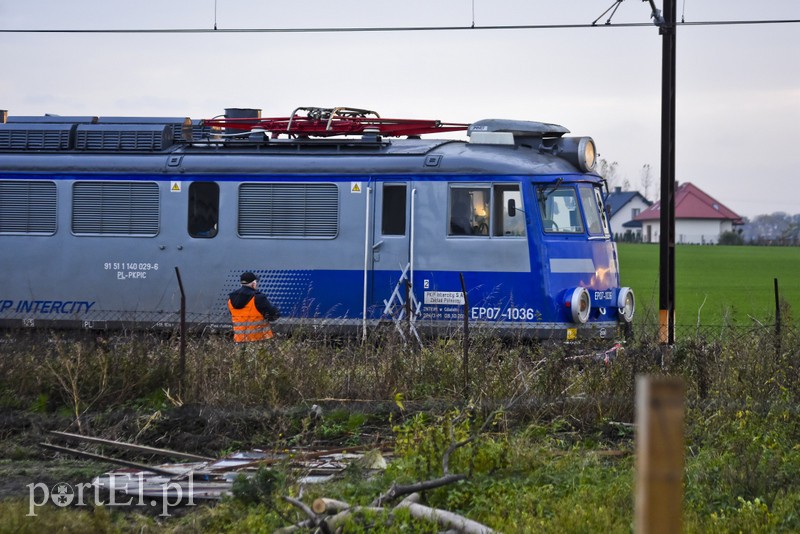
539 177 563 201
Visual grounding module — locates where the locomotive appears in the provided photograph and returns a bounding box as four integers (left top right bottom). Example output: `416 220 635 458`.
0 106 635 339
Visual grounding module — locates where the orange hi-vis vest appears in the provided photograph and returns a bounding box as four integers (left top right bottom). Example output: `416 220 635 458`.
228 297 274 342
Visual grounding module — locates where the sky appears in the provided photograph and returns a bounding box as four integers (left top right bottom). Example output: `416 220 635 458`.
1 0 798 219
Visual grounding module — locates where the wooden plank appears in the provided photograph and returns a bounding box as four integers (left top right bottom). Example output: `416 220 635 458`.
635 375 685 534
38 442 181 477
49 430 214 461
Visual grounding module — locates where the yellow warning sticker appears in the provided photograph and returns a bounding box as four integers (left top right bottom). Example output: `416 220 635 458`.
170 181 181 193
351 182 361 193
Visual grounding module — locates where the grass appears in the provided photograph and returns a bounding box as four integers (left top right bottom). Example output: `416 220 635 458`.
617 243 800 326
0 268 798 531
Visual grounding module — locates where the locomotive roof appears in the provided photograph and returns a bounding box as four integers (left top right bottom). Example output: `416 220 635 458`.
0 113 594 176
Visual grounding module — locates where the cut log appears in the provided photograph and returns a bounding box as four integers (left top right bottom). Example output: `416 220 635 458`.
312 497 351 515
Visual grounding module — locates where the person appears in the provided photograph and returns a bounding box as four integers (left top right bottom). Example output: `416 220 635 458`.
227 272 280 343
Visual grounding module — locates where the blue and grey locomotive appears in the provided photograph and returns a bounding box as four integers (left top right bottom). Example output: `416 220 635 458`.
0 106 635 339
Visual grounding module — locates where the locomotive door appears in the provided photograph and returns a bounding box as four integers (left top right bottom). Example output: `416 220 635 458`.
369 182 414 323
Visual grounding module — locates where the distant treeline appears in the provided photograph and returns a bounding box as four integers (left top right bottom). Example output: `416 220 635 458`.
739 212 800 246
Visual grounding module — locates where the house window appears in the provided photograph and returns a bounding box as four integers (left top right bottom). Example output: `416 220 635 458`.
632 208 641 218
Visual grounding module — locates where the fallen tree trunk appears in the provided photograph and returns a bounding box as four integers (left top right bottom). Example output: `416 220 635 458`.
395 499 497 534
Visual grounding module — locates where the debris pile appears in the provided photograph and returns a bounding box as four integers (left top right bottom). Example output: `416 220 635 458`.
41 430 389 502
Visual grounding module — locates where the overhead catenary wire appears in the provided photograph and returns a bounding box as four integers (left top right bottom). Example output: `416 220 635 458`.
0 19 798 34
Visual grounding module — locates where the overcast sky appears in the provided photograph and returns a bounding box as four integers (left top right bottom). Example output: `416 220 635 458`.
2 0 798 219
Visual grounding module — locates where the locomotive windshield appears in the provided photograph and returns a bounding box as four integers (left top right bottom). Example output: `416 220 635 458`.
538 184 611 237
538 186 584 233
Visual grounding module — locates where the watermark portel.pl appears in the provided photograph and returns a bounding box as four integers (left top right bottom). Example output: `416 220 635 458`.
27 472 196 517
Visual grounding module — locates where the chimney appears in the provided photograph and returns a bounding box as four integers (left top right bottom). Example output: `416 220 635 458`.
614 186 622 193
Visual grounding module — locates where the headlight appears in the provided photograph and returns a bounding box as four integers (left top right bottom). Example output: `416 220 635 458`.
568 287 592 324
555 136 597 173
617 287 635 323
579 137 596 172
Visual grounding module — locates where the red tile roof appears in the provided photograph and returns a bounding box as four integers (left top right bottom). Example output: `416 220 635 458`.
633 182 743 223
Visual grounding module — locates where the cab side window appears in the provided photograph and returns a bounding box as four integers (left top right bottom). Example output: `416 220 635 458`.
448 184 525 237
449 186 490 236
493 184 526 237
579 186 604 235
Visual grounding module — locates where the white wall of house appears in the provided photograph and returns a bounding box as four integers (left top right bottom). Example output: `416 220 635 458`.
609 196 651 238
641 219 735 244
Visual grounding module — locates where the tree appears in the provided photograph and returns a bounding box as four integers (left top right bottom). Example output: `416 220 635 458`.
597 158 620 190
742 212 800 245
640 164 654 200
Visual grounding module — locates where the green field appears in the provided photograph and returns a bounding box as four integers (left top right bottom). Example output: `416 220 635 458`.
617 244 800 327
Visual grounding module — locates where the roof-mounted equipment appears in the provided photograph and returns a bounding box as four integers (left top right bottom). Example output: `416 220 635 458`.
202 106 469 139
467 119 597 173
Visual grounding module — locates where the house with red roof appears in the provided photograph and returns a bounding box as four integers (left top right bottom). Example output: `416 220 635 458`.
633 182 744 244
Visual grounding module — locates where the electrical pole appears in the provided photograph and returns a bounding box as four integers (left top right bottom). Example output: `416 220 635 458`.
647 0 677 347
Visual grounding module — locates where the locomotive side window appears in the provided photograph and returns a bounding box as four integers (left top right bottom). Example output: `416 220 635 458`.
238 182 338 238
537 185 584 234
72 181 159 236
0 180 57 235
188 182 219 238
448 184 524 237
381 184 406 236
449 186 490 236
493 184 526 237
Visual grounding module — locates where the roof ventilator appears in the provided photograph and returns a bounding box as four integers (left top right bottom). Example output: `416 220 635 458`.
467 119 596 172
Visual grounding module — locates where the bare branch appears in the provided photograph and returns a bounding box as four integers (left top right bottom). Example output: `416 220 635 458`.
370 473 466 507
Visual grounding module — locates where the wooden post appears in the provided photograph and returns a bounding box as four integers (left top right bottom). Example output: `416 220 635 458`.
774 278 781 359
635 375 685 534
